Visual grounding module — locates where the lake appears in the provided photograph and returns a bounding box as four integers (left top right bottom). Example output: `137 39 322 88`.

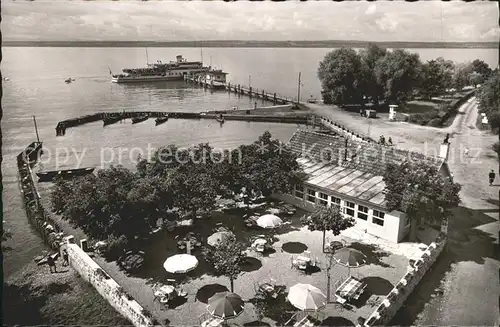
2 46 497 278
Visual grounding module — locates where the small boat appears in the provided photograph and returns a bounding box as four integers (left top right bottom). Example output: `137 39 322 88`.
155 114 169 125
65 78 72 84
36 167 95 182
103 115 123 126
132 114 149 124
3 77 9 81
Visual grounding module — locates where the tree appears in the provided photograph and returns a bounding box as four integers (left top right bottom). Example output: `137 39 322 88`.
477 71 500 132
359 44 387 105
452 62 475 90
469 71 485 88
301 205 355 251
204 234 246 292
374 49 423 104
471 59 492 78
383 160 461 241
318 48 365 105
419 58 455 98
420 60 447 99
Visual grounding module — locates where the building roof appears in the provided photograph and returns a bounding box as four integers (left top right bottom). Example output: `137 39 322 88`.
289 129 446 209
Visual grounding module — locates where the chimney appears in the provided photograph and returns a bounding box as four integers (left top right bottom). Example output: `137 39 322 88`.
439 142 450 161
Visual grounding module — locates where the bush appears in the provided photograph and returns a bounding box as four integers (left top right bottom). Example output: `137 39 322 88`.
408 110 440 125
102 235 129 261
427 118 442 127
493 142 500 160
488 112 500 133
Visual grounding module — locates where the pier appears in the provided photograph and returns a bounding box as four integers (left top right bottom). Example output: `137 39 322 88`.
183 74 293 105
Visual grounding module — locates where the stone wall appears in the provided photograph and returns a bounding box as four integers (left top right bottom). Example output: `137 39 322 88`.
362 233 447 326
64 241 156 327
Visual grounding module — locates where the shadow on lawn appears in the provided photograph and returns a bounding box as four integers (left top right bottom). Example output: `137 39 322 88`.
389 205 500 325
347 242 392 268
282 242 308 254
321 316 355 326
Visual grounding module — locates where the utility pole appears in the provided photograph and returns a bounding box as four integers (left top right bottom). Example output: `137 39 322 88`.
210 56 212 67
200 47 203 64
249 74 251 88
297 72 302 103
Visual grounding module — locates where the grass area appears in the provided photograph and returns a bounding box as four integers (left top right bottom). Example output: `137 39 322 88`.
4 262 131 326
402 91 474 127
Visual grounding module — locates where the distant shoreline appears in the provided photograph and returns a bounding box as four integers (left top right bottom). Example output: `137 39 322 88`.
3 40 498 49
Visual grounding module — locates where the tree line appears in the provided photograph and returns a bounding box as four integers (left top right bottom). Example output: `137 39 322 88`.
318 44 494 106
50 132 304 257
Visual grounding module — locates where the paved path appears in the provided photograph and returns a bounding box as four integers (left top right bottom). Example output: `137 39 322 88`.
307 100 499 325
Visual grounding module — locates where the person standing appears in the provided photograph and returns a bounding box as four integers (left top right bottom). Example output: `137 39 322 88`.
62 249 69 266
46 255 57 273
489 170 496 186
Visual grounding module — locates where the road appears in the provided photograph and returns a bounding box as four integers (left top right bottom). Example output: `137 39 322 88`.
307 100 500 325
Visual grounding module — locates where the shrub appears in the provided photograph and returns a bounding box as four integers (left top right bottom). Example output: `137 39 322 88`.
102 235 129 261
493 142 500 160
427 118 442 127
488 112 500 133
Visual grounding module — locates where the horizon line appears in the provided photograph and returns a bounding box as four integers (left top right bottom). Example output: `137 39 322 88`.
3 40 498 49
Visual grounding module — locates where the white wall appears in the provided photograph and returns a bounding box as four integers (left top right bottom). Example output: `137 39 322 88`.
363 235 447 326
64 241 155 327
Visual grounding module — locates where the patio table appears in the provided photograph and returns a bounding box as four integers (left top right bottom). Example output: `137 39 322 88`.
336 276 365 300
296 256 311 263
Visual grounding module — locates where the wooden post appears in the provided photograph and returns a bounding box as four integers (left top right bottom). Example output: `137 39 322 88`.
249 87 252 97
273 93 277 105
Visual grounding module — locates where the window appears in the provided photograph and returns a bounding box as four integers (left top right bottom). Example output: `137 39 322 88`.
344 201 355 217
307 189 316 203
357 205 368 220
318 192 328 206
294 185 304 199
331 196 341 206
373 210 385 226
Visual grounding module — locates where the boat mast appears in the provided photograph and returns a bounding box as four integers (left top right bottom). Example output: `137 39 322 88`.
200 47 203 64
33 115 40 143
145 48 149 66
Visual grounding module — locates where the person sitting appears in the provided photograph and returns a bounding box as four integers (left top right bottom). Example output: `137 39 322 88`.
388 137 393 146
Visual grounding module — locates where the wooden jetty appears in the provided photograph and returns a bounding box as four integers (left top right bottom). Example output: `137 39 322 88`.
184 75 293 105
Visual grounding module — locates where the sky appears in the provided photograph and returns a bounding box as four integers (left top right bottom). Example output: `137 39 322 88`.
2 0 499 42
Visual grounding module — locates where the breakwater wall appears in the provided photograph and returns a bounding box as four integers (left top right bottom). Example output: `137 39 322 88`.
16 142 157 327
55 110 315 135
362 233 447 326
